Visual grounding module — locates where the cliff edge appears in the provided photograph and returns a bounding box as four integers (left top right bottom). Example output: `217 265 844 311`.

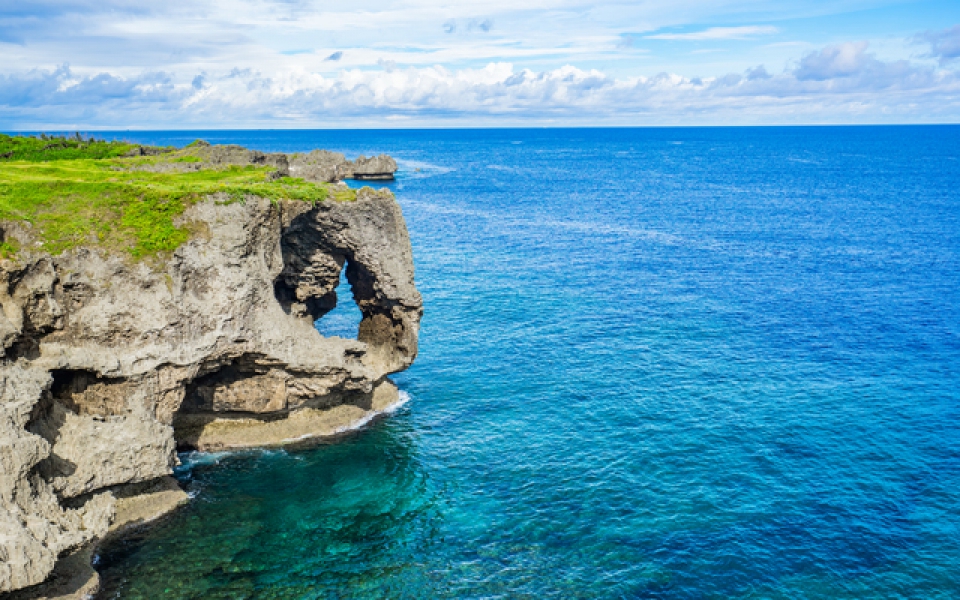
0 136 421 597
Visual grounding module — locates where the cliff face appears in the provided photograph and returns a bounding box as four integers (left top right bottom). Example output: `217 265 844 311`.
0 146 421 596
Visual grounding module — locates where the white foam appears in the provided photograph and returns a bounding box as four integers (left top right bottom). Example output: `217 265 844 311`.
175 447 291 476
177 450 231 469
282 390 412 442
395 159 453 177
256 448 289 458
175 391 413 459
386 390 412 413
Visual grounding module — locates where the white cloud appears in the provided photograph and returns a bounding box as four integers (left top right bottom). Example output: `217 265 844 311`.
2 43 957 129
916 25 960 65
1 2 958 127
791 41 937 93
645 26 779 41
795 41 872 80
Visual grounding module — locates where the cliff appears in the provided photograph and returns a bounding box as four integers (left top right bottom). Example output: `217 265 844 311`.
0 136 421 597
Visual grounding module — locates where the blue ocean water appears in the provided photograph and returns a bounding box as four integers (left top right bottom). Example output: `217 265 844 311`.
93 127 960 599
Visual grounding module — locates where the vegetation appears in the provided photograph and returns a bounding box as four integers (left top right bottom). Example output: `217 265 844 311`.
0 132 138 161
0 134 356 259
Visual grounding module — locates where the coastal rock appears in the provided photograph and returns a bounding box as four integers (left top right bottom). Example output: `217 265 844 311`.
289 150 349 182
0 365 114 594
345 154 398 180
0 146 421 595
289 151 398 182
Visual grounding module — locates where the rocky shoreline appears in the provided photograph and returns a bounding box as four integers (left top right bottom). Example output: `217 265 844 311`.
0 142 420 598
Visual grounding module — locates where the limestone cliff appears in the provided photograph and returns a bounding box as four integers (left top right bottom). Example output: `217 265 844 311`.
0 144 421 597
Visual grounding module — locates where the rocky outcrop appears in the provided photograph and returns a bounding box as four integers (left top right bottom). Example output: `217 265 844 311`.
289 151 398 182
0 147 420 596
0 366 114 595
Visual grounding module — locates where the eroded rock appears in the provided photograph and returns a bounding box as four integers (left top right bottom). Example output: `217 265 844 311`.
0 146 420 595
288 150 398 182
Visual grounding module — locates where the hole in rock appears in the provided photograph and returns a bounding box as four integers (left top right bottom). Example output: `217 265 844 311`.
315 268 363 339
174 355 287 451
178 355 282 415
48 369 129 417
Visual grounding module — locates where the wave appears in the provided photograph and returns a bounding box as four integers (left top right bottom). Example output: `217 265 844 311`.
304 390 412 439
174 391 414 465
175 450 232 472
395 158 454 178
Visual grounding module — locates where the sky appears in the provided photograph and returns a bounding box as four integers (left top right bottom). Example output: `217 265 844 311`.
1 0 959 128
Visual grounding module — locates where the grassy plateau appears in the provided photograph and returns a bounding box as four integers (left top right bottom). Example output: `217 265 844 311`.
0 134 355 259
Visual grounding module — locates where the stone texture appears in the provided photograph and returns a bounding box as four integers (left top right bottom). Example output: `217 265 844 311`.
3 477 189 600
110 476 190 536
0 145 421 595
288 151 397 182
0 365 114 595
347 154 398 180
174 378 402 450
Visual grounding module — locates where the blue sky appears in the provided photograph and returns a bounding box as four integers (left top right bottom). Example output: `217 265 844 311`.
1 0 959 128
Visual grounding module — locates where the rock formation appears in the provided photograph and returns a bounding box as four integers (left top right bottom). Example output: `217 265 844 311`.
0 145 420 597
289 150 398 182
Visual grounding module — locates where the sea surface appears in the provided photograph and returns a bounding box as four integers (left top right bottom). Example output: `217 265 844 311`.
92 127 960 599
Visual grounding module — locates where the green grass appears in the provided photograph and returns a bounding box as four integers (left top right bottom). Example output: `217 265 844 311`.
0 239 18 258
0 133 138 161
0 135 356 260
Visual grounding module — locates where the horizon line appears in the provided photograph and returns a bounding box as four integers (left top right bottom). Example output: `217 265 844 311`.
5 123 960 134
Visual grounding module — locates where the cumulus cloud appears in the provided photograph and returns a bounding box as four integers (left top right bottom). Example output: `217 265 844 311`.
2 42 957 128
916 25 960 65
646 26 778 41
0 65 184 118
2 2 955 130
745 65 771 80
794 42 872 80
790 42 937 92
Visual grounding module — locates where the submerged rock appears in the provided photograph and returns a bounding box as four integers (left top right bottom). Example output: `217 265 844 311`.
0 144 420 596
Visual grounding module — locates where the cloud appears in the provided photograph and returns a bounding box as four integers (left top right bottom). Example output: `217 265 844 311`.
794 41 871 80
324 51 343 61
442 17 492 35
916 25 960 65
469 19 493 33
745 65 771 80
790 41 934 92
645 26 778 41
2 40 956 129
0 65 183 113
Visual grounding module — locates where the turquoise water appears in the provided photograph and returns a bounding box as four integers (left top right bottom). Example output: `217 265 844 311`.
96 128 960 598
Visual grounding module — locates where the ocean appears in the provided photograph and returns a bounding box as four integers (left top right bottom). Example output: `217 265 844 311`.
93 127 960 598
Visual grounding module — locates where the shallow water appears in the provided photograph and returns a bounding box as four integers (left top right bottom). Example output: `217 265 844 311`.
95 127 960 599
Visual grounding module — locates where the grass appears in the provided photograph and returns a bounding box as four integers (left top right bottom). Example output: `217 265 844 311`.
0 133 138 161
0 134 357 260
